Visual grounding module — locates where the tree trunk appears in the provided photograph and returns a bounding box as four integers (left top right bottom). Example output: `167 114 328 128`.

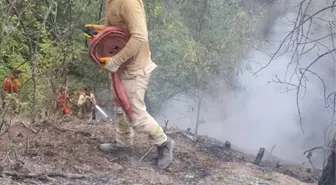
31 55 37 123
195 96 202 135
318 141 335 185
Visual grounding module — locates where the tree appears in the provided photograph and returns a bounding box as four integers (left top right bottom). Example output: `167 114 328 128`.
146 0 259 116
0 0 259 126
254 0 335 183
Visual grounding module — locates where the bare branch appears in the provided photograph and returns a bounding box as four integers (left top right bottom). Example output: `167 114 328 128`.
253 2 336 75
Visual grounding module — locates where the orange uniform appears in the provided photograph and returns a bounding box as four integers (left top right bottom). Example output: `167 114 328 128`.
56 91 72 115
1 75 21 114
2 77 19 94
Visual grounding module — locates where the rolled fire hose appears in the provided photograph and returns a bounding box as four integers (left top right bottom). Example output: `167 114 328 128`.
88 27 136 123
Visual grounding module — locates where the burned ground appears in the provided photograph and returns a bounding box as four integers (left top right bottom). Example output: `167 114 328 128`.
0 119 321 185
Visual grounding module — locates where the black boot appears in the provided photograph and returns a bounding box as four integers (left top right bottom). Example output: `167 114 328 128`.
99 141 133 154
157 138 175 169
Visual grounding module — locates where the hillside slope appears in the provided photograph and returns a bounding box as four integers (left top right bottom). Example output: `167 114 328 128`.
0 120 321 185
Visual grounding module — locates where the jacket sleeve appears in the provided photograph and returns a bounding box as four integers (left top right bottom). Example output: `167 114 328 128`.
77 95 85 106
91 94 97 104
111 0 148 66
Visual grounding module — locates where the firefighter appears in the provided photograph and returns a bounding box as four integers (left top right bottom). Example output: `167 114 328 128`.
85 0 175 169
56 84 72 115
77 87 96 121
1 70 22 114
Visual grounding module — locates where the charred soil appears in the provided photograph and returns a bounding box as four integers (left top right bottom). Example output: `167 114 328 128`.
0 119 321 185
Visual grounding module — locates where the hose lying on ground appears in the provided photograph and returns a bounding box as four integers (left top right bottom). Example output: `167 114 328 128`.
88 27 135 123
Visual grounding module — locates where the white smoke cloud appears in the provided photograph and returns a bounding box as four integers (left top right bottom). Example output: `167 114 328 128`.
156 9 335 167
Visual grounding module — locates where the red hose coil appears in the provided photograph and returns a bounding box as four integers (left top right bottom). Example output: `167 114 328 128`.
88 27 135 123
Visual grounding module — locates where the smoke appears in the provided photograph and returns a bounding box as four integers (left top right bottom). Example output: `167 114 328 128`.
156 5 335 167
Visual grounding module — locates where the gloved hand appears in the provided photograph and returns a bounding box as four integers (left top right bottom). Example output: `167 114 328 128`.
84 24 104 39
85 95 92 102
99 57 119 72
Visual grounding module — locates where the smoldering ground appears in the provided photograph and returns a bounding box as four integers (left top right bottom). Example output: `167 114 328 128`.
156 6 335 168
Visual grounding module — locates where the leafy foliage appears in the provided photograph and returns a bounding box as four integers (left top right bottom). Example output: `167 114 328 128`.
0 0 259 115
